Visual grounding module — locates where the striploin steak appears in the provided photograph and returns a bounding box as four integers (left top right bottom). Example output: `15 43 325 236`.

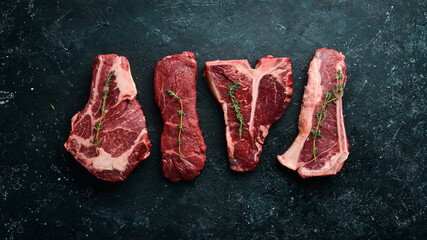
278 48 349 178
204 56 292 172
154 52 206 182
65 54 151 182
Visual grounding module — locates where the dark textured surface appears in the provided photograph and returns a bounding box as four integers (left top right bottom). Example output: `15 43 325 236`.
0 0 426 239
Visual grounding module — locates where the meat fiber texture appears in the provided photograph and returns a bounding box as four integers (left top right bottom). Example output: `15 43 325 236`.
154 52 206 182
65 54 151 182
278 48 349 178
204 56 292 172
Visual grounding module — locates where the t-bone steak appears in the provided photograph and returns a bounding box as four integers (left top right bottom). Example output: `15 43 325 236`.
277 48 349 178
65 54 151 182
204 56 293 172
154 52 206 182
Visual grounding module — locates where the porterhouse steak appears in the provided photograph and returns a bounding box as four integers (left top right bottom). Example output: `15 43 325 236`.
154 52 206 182
278 48 349 178
204 56 292 172
65 54 151 182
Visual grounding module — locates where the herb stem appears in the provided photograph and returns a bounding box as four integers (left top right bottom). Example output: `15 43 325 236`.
166 89 185 159
228 81 243 138
93 71 115 154
311 69 344 162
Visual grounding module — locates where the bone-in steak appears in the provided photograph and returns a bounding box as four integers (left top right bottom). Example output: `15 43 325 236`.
204 56 292 172
154 52 206 182
65 54 151 182
277 48 349 178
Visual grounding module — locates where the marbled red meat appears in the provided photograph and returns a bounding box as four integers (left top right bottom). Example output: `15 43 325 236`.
154 52 206 182
65 54 151 182
278 48 349 178
204 56 292 172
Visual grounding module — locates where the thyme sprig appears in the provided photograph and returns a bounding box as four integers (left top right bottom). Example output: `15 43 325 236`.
93 71 115 154
166 89 185 159
228 81 243 138
311 69 344 162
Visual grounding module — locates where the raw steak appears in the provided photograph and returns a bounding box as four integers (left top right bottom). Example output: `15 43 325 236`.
154 52 206 182
204 56 292 172
65 54 151 182
277 48 349 178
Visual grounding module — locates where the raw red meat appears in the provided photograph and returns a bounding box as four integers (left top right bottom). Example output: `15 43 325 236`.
65 54 151 182
204 56 292 172
278 48 349 178
154 52 206 182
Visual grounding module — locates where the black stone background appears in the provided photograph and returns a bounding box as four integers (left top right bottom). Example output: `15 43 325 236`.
0 0 426 239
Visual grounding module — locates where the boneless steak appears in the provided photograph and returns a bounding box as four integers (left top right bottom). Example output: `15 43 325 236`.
204 56 292 172
154 52 206 182
65 54 151 182
278 48 349 178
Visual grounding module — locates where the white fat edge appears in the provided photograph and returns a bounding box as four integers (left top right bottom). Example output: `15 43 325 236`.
254 125 269 162
298 145 348 177
238 61 267 162
298 153 339 177
297 61 349 176
247 59 288 151
229 163 244 172
66 112 81 142
111 58 137 102
90 57 137 128
204 67 236 159
68 134 89 146
298 147 348 177
258 125 269 142
69 128 148 172
90 128 148 172
214 59 286 166
278 58 323 169
247 68 261 142
85 56 105 127
91 56 104 105
207 60 275 167
69 56 142 172
335 62 350 161
89 148 116 170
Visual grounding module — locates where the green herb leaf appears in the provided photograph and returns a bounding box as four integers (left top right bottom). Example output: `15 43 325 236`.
228 81 244 138
94 71 115 154
103 90 109 98
49 104 55 110
311 69 344 162
177 110 185 115
107 71 115 79
166 89 175 96
167 89 184 159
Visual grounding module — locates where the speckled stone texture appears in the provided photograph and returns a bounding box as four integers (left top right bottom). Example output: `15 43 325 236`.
0 0 425 239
